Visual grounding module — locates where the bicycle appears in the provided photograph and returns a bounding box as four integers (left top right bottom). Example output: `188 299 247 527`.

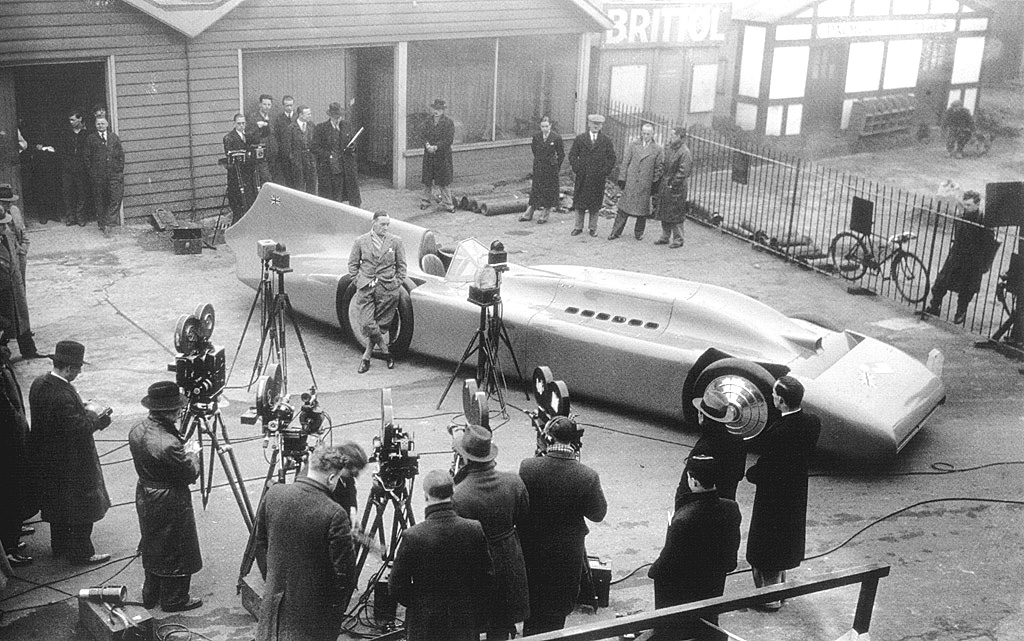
828 230 931 304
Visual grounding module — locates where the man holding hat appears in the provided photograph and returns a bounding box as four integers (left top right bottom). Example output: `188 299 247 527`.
518 416 607 635
128 381 203 612
567 114 617 237
28 340 112 565
452 425 531 640
0 183 39 359
390 469 494 641
420 99 456 213
315 102 362 208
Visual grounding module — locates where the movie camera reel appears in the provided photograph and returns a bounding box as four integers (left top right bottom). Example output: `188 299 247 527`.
370 389 419 492
449 379 491 477
242 362 326 478
528 366 583 457
170 304 226 428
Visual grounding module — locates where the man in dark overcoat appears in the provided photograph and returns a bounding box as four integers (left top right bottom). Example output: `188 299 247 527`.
518 416 607 635
56 110 91 226
28 340 112 564
649 455 741 641
609 122 662 241
0 341 33 566
285 106 317 194
567 114 617 237
83 115 124 235
654 126 693 249
676 389 747 504
926 190 997 324
347 211 406 373
224 113 257 225
420 99 456 213
745 375 820 611
274 95 297 187
519 116 564 224
254 442 366 641
0 186 39 359
128 381 203 612
451 425 530 640
314 102 361 207
390 469 494 641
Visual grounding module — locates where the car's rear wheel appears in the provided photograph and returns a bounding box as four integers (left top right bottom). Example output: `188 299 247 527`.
686 358 778 442
340 281 414 356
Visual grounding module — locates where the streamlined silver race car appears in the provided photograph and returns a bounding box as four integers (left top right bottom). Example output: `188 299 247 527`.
226 184 946 459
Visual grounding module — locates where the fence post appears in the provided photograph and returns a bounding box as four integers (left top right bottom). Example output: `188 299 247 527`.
785 158 802 258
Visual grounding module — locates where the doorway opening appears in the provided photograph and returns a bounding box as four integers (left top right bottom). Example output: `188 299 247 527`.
353 47 394 180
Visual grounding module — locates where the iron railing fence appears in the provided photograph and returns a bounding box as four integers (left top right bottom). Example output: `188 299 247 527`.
596 99 1021 342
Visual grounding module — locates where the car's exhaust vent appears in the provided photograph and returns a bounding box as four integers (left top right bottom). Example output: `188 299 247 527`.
564 307 659 330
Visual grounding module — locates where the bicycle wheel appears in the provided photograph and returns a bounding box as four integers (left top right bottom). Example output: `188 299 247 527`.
891 251 930 304
829 232 869 281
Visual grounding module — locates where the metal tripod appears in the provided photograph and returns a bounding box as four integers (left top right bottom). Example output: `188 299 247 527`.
353 474 416 582
180 400 255 532
437 302 527 416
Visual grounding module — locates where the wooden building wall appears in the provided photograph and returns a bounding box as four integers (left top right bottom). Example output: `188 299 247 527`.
0 0 602 219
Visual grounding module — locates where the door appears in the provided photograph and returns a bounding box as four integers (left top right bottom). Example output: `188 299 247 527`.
354 47 394 178
803 42 848 132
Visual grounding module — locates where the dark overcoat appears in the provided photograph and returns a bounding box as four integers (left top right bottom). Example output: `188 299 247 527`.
655 140 693 224
284 121 317 193
28 373 110 525
0 222 30 339
745 410 821 572
128 414 202 577
254 477 356 641
934 208 995 295
452 461 531 627
389 502 494 641
420 114 455 187
675 421 747 505
529 131 565 209
83 131 124 181
313 119 360 204
518 451 607 620
1 354 33 521
567 131 616 213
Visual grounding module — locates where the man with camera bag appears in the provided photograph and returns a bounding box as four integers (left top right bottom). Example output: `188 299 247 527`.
254 442 366 641
28 340 112 565
128 381 203 612
518 416 607 635
224 113 257 225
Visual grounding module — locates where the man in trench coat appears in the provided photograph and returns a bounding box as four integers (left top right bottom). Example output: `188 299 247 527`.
567 114 616 237
129 381 203 611
609 122 663 241
420 99 456 213
745 375 820 611
452 425 530 640
28 340 111 564
653 126 693 249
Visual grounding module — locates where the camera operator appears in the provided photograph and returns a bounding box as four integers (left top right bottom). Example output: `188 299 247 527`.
518 416 607 635
390 469 494 641
224 113 257 225
451 425 530 640
128 381 203 612
28 340 112 565
254 442 367 641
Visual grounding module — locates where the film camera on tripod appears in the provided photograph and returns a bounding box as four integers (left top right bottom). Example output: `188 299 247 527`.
241 362 326 470
370 389 419 491
169 303 225 409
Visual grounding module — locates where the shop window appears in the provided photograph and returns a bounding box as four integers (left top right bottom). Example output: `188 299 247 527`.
786 104 803 135
963 87 977 111
494 35 578 140
950 36 984 84
738 25 765 98
689 63 718 113
766 105 784 135
920 39 952 73
883 39 922 88
769 46 809 99
735 102 758 131
844 41 884 92
408 39 495 146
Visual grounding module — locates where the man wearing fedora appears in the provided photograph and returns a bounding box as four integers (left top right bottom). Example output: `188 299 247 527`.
452 425 531 640
420 99 456 213
648 454 741 641
0 184 39 359
129 381 203 612
567 114 617 237
744 375 820 611
518 416 607 635
678 388 747 504
28 340 112 565
390 469 494 641
315 102 362 208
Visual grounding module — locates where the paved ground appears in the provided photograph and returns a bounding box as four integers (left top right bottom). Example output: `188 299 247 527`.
2 86 1023 641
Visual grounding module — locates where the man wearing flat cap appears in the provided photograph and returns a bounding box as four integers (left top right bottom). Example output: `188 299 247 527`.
129 381 203 612
452 425 530 640
676 388 747 504
315 102 362 208
390 469 494 641
518 417 607 635
420 99 456 213
567 114 617 237
0 184 39 359
28 340 112 565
